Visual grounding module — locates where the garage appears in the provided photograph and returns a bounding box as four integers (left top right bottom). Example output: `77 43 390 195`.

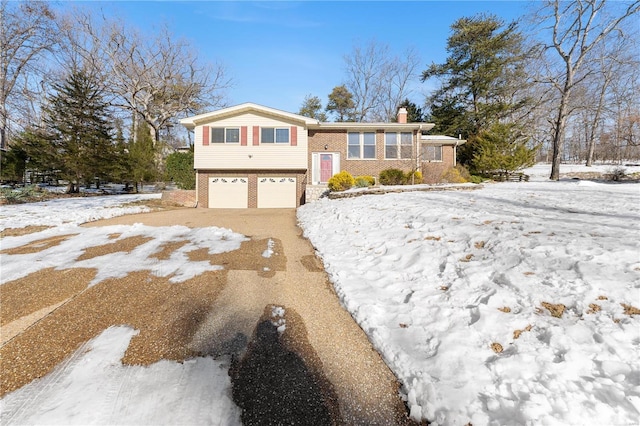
208 177 248 208
257 177 297 208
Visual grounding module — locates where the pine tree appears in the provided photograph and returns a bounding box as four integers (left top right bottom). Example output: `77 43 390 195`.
472 123 537 175
298 95 327 121
128 120 157 191
422 14 529 168
44 71 114 192
326 85 355 122
165 148 195 190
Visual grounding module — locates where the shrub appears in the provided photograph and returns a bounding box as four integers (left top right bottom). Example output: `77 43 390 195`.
327 171 355 191
379 168 406 185
606 166 626 181
455 165 472 181
405 170 423 184
469 175 484 184
354 175 375 188
440 167 467 184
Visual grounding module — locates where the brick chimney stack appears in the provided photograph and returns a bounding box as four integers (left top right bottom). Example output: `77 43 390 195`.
397 107 408 124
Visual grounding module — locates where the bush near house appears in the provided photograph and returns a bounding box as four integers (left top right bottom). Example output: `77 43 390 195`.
379 169 423 185
328 171 355 191
406 170 423 184
379 169 406 185
441 166 468 183
354 175 375 187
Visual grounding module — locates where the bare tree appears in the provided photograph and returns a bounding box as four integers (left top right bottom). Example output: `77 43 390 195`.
532 0 640 179
344 40 420 122
58 10 231 145
0 0 57 150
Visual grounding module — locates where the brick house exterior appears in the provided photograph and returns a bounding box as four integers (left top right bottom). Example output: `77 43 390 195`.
180 103 465 208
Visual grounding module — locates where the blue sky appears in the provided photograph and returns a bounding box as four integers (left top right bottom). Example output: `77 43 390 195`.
70 1 532 114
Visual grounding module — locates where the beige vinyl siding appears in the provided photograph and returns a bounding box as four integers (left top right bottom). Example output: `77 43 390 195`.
194 112 308 170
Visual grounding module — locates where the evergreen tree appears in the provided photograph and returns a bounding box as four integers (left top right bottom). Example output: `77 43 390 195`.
298 94 327 121
6 127 59 183
472 123 538 175
128 120 157 191
326 85 355 122
44 71 115 192
422 14 529 167
111 118 133 188
165 148 195 190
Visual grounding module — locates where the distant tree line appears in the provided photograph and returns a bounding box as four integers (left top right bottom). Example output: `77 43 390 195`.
0 0 228 191
298 0 639 178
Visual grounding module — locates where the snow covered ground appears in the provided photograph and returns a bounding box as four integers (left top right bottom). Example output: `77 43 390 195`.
2 164 639 425
298 164 640 425
0 193 244 425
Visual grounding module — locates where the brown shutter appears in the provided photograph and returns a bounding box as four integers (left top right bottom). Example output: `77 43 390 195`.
253 126 260 146
241 126 247 146
290 126 297 146
202 126 209 146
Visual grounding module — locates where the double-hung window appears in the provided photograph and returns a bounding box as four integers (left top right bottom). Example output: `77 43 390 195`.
261 127 290 144
421 145 443 162
347 132 375 159
385 132 413 159
211 127 240 143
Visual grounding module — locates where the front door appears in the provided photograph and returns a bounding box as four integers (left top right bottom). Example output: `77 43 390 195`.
320 154 333 183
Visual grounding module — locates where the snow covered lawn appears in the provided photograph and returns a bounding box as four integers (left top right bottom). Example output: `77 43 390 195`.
298 169 640 425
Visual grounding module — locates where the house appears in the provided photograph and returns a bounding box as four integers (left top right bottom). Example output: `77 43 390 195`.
179 103 464 208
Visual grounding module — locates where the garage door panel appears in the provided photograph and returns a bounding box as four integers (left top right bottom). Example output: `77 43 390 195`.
209 177 248 208
257 177 296 208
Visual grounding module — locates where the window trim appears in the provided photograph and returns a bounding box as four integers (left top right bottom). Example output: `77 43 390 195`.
384 132 413 159
210 127 240 144
347 131 376 160
261 127 290 144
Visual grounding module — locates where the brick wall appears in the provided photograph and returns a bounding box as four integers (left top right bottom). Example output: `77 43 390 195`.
309 129 459 184
421 145 456 183
308 129 418 180
196 169 306 208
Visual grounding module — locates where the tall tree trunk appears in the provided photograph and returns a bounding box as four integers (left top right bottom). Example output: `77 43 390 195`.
550 66 574 180
585 76 609 166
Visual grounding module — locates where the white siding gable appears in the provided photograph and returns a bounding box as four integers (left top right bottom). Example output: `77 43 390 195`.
194 112 308 170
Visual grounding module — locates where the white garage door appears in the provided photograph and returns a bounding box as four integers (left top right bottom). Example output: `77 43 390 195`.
208 177 248 208
257 177 297 208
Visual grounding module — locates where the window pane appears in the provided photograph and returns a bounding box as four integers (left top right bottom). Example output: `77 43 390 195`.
400 145 412 159
275 128 289 143
386 145 398 159
226 128 239 143
211 128 224 143
421 145 433 160
348 145 361 158
421 145 442 161
363 145 376 159
348 132 359 146
401 132 412 144
261 128 274 143
385 133 397 145
363 132 375 145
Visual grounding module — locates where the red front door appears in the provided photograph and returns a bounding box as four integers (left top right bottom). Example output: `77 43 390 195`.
320 154 333 183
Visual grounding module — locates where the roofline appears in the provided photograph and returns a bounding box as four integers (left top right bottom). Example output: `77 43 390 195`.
309 122 435 131
421 135 467 145
180 102 319 129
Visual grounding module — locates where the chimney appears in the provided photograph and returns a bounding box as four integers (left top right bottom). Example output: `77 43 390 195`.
397 107 408 124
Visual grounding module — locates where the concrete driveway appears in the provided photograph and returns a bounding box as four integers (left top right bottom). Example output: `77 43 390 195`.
1 208 413 425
